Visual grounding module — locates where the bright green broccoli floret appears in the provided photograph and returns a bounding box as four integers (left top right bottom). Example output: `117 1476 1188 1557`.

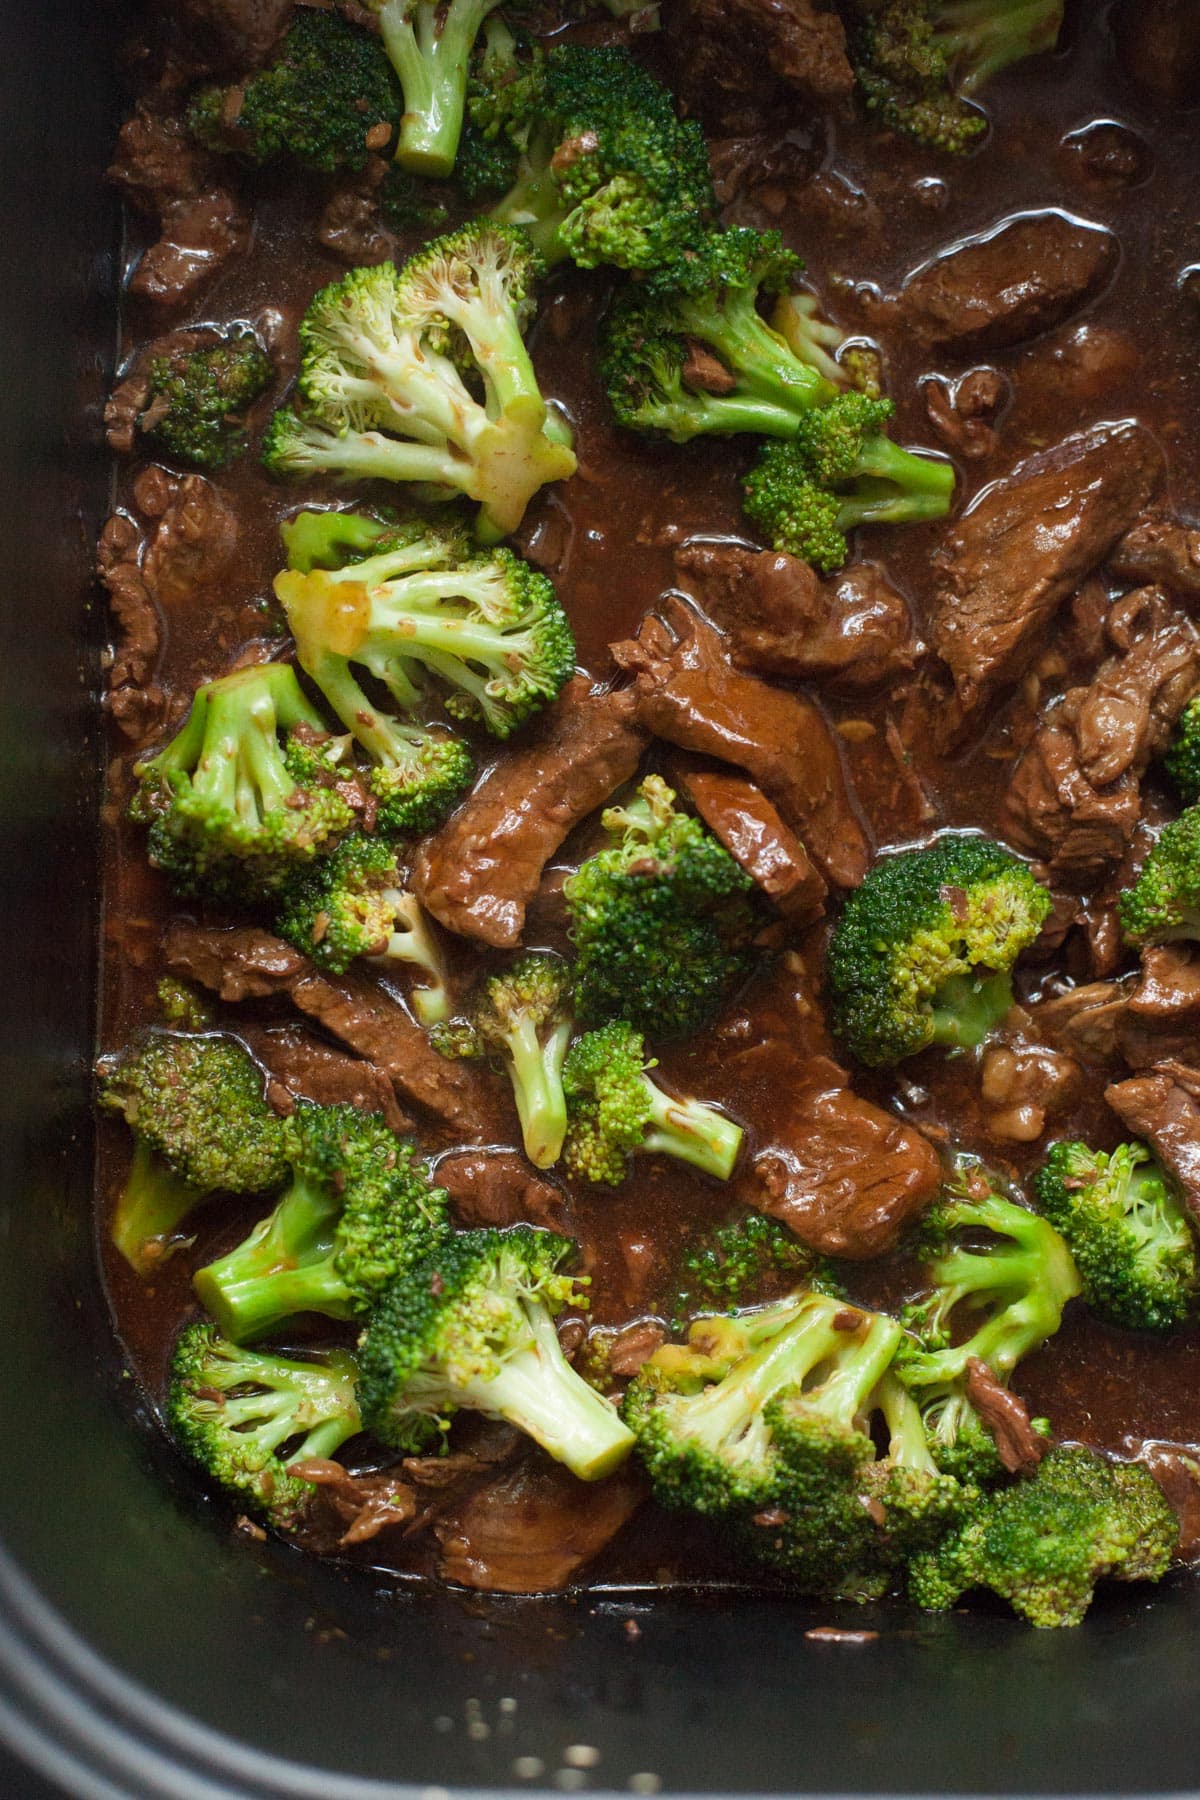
187 10 400 173
262 226 577 541
1117 807 1200 946
1165 694 1200 803
193 1100 449 1343
134 332 273 471
432 954 573 1169
909 1444 1176 1627
743 391 955 574
848 0 1065 156
97 1032 288 1275
827 834 1052 1067
358 1226 636 1479
167 1323 362 1532
473 44 714 273
275 531 574 742
562 1021 744 1186
130 662 356 906
364 0 504 178
1034 1141 1198 1334
155 976 213 1032
600 229 839 442
671 1213 839 1331
565 776 758 1041
274 834 450 1024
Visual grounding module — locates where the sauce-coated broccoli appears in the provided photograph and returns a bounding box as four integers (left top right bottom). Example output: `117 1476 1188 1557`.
1165 693 1200 803
1117 807 1200 947
137 332 273 471
367 0 504 178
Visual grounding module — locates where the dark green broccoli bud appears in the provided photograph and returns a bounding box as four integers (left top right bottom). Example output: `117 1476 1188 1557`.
432 953 573 1168
365 0 505 178
274 835 450 1024
187 10 400 173
562 1021 743 1186
848 0 1065 157
1165 693 1200 804
275 530 574 742
155 976 213 1032
193 1100 449 1342
130 662 357 907
742 391 955 574
827 834 1053 1067
1117 807 1200 947
262 226 577 541
167 1323 362 1532
136 332 273 472
1034 1141 1198 1334
358 1226 636 1479
97 1032 289 1275
378 165 453 234
564 775 758 1041
600 229 839 443
909 1444 1176 1627
671 1212 841 1331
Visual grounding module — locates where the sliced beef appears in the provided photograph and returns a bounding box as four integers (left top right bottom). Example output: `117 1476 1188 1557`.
1111 512 1200 603
1002 586 1200 885
140 472 240 609
1113 0 1200 108
1032 980 1133 1066
674 543 919 693
868 212 1118 354
1126 1440 1200 1562
240 1024 413 1133
435 1150 569 1233
674 764 827 923
931 422 1165 718
289 1460 417 1552
1120 947 1200 1069
315 158 396 267
168 0 296 73
96 513 166 744
433 1457 645 1593
979 1029 1083 1143
921 367 1008 463
964 1360 1051 1475
109 102 249 308
412 678 648 949
611 597 869 887
1106 1062 1200 1224
605 1320 668 1379
666 0 852 132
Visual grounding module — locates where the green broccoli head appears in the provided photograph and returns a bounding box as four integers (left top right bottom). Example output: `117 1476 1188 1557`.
827 834 1053 1067
1034 1141 1198 1334
187 10 400 173
97 1032 288 1274
167 1323 362 1532
1164 693 1200 804
671 1212 841 1332
1118 807 1200 947
565 775 759 1041
193 1100 450 1342
909 1444 1176 1627
358 1225 636 1479
137 332 273 472
367 0 505 178
562 1020 744 1187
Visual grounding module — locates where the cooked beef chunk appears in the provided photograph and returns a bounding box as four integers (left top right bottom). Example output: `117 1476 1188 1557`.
965 1359 1051 1476
674 543 919 693
1032 980 1133 1066
931 422 1165 719
1126 1440 1200 1563
1121 947 1200 1069
435 1150 569 1234
96 513 166 745
168 0 296 74
140 473 239 610
315 158 396 267
239 1023 413 1133
162 922 308 1000
673 764 827 923
1002 586 1200 885
290 1460 417 1550
666 0 852 132
434 1457 645 1593
611 597 869 887
1106 1062 1200 1225
921 367 1008 463
109 102 248 307
867 212 1118 354
1111 512 1200 602
412 678 648 949
1113 0 1200 108
979 1029 1082 1143
606 1320 668 1379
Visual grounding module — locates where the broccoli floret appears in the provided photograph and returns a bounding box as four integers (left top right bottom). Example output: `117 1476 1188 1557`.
193 1101 449 1343
187 10 400 173
358 1225 636 1479
562 1021 743 1186
362 0 504 177
1034 1141 1198 1334
600 229 840 442
279 508 396 574
262 226 577 541
167 1323 362 1532
474 43 713 273
848 0 1065 156
432 954 573 1169
130 662 356 906
827 834 1053 1068
1117 807 1200 946
909 1444 1176 1627
135 332 273 472
742 391 955 574
97 1032 288 1275
1165 693 1200 804
274 834 450 1024
275 530 574 743
671 1213 840 1331
564 775 758 1041
155 976 213 1032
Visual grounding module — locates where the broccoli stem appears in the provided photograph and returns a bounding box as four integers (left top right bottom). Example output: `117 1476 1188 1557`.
641 1082 743 1181
219 1366 361 1461
874 1372 940 1475
507 1014 572 1169
491 155 570 265
111 1140 207 1274
379 0 499 177
193 1178 351 1342
853 432 960 495
928 969 1015 1049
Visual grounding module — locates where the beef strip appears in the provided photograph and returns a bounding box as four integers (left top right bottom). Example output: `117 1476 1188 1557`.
1106 1062 1200 1223
139 472 240 610
96 513 166 744
1110 512 1200 603
290 1460 417 1551
168 0 296 74
109 102 249 308
1125 1440 1200 1562
239 1023 413 1133
611 597 869 887
931 422 1165 720
666 0 852 132
1003 587 1200 885
964 1359 1051 1475
674 543 919 693
605 1319 668 1379
673 764 827 923
866 212 1118 354
412 678 648 949
1032 980 1133 1067
979 1027 1083 1143
315 157 397 267
434 1150 569 1233
921 367 1008 463
1112 0 1200 108
434 1456 645 1593
1120 947 1200 1069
